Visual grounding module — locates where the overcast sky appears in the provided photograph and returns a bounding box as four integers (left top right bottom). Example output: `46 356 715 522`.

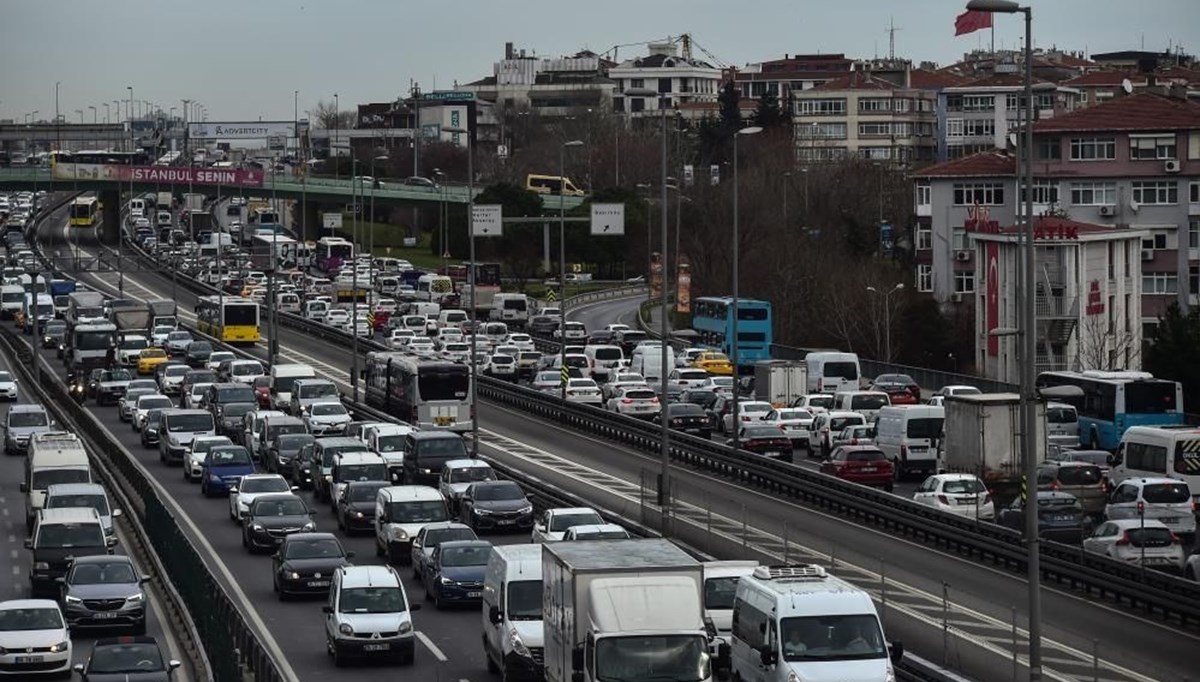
2 0 1196 122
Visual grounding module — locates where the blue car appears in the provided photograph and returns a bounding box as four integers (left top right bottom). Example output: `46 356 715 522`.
422 539 492 609
201 445 256 497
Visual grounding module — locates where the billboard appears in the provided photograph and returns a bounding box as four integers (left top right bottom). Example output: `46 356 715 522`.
187 121 297 140
52 162 263 188
676 264 692 313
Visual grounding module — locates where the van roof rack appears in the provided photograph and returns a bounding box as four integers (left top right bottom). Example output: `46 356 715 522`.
752 564 828 581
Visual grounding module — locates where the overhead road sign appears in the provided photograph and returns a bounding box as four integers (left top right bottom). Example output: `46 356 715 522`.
590 203 625 235
187 121 302 140
472 204 503 237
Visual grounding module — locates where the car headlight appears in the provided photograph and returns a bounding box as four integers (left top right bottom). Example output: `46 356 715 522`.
885 663 896 682
439 576 454 585
49 641 69 653
354 511 363 518
398 621 413 635
787 672 801 682
338 623 354 636
64 595 82 605
288 572 300 580
509 629 531 657
388 527 407 541
324 474 332 481
475 508 493 515
126 593 143 603
210 474 222 483
34 561 49 570
302 522 316 531
252 523 264 532
517 505 533 514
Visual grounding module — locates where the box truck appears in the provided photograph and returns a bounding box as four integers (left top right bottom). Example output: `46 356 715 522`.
941 393 1047 504
753 359 808 407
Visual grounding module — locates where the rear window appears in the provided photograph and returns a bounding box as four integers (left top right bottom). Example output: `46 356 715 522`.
1142 483 1190 504
905 417 943 439
1055 465 1102 486
828 416 862 432
823 362 858 380
594 348 622 360
851 395 888 410
1046 406 1077 424
1127 527 1175 547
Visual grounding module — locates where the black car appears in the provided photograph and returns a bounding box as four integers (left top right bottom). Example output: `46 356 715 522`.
870 373 922 403
680 388 720 412
586 330 615 345
458 481 535 532
268 433 315 478
656 402 712 439
216 401 256 438
528 315 558 337
42 320 67 349
73 636 180 681
184 341 213 368
271 532 353 599
241 493 315 553
59 555 148 633
140 408 166 448
337 480 389 534
996 491 1089 543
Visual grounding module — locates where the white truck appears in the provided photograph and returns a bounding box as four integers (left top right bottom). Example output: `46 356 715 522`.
148 299 178 328
543 538 714 682
941 393 1047 505
753 359 808 407
66 291 106 326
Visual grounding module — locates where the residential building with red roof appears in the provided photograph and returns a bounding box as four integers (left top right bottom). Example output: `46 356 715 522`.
733 53 853 102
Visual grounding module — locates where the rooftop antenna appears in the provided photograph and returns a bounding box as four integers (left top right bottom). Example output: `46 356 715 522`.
885 17 903 60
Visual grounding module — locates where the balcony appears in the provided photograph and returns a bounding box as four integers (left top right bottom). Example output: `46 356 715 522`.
1035 294 1077 319
1035 354 1071 373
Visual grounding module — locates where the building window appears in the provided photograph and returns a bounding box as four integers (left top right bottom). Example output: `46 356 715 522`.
951 228 971 250
954 270 976 294
613 97 625 113
1022 180 1059 205
658 78 672 94
916 224 932 250
630 98 645 113
862 147 894 161
631 78 644 89
1142 272 1179 295
952 182 1005 205
963 119 995 137
798 122 847 139
1131 181 1179 205
1191 182 1200 203
946 118 964 139
1190 218 1200 249
859 122 892 137
859 98 893 113
945 95 963 112
1141 233 1168 250
1037 137 1062 160
894 98 912 113
962 95 994 112
797 146 849 162
1069 137 1116 161
797 98 846 116
1129 134 1176 160
916 182 931 207
917 265 933 292
1070 181 1117 206
1191 265 1200 296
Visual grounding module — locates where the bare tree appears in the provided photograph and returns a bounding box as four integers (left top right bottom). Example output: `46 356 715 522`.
1076 313 1140 371
308 99 355 130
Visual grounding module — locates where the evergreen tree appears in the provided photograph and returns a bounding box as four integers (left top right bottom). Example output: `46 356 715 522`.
752 90 786 129
718 82 741 133
1144 302 1200 406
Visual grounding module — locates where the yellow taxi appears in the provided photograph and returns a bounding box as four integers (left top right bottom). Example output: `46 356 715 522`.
692 351 734 376
137 347 170 375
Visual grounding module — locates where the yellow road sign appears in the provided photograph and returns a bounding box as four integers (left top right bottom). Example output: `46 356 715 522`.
546 290 557 303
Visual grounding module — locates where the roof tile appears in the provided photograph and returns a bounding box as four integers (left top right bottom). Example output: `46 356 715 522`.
915 150 1015 178
1033 92 1200 132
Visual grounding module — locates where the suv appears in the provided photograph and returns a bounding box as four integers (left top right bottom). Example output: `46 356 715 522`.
4 403 52 455
59 554 148 633
402 431 469 487
308 437 369 503
1106 477 1196 538
26 508 115 597
289 378 340 417
323 565 419 666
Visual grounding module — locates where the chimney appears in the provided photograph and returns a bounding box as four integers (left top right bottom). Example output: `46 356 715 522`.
505 42 513 60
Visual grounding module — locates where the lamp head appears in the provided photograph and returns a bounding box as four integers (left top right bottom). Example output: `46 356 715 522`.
966 0 1021 11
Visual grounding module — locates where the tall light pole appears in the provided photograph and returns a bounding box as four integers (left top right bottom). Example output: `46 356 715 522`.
333 93 339 179
103 103 110 124
445 126 478 455
351 153 360 401
88 106 96 124
75 109 83 124
967 1 1039 679
54 81 60 150
866 283 904 361
729 125 762 452
558 139 584 400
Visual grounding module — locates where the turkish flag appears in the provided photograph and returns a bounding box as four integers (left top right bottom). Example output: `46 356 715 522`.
955 9 993 36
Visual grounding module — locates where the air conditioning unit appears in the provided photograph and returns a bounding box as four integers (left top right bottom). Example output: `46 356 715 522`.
951 292 964 303
1141 249 1154 262
1164 159 1181 173
955 250 973 262
1098 205 1116 217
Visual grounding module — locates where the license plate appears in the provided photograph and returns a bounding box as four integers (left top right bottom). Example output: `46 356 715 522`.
1161 517 1179 525
467 591 481 598
15 656 43 663
307 580 330 587
861 467 877 472
1054 514 1074 521
434 416 453 426
497 519 514 525
93 612 118 619
765 451 779 457
363 643 391 652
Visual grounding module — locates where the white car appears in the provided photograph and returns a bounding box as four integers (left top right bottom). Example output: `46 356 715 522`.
792 393 834 413
325 308 351 329
912 474 995 520
0 370 17 400
669 368 711 390
440 342 471 363
531 370 563 393
159 364 189 395
484 354 518 380
408 338 437 358
763 407 814 448
553 321 588 341
531 507 605 543
117 334 151 366
0 600 71 676
185 436 233 482
184 382 214 410
150 324 175 347
226 359 266 384
207 351 236 372
1083 518 1185 571
605 386 661 419
304 401 353 435
934 385 982 399
564 378 603 406
562 523 631 541
389 329 417 349
133 393 174 432
1106 478 1196 536
602 372 649 401
165 330 194 354
504 333 535 352
604 323 630 333
721 400 773 434
807 410 867 458
228 473 294 522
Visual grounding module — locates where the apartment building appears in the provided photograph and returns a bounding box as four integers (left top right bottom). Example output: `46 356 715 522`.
733 53 853 100
938 69 1080 161
610 42 724 121
461 43 616 117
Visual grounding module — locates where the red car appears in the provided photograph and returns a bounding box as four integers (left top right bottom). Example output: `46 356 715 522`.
871 373 921 405
820 445 895 491
727 425 795 462
253 375 272 408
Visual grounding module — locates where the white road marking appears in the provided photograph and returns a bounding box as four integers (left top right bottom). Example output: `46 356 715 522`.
11 565 18 576
416 631 448 662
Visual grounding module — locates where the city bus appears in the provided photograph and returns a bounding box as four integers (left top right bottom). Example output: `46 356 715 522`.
315 237 354 273
364 352 472 434
54 150 152 166
690 297 774 371
194 295 262 344
69 197 100 227
1035 370 1185 450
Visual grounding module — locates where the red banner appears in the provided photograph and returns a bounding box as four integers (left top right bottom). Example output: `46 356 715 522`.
52 162 264 187
955 9 993 36
986 241 1000 357
676 265 691 313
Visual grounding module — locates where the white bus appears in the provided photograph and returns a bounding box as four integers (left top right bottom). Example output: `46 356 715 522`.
364 352 472 434
1115 425 1200 501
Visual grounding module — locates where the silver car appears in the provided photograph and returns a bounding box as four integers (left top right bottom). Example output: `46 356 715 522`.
60 555 147 633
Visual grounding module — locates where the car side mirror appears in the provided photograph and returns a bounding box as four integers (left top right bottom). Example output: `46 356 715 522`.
55 576 65 584
345 551 355 559
229 486 238 494
889 641 904 664
291 486 299 492
23 538 32 549
168 659 181 671
571 645 585 671
488 605 502 624
759 646 777 667
106 536 118 548
308 510 317 516
111 509 122 518
140 575 151 584
321 605 332 614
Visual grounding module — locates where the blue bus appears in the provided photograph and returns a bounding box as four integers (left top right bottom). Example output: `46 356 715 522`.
1035 370 1184 450
690 297 773 370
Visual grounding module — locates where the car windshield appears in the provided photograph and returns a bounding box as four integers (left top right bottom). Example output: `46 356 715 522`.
300 383 337 398
780 614 886 662
69 561 136 585
36 523 104 548
232 362 263 376
573 530 628 540
215 386 255 403
46 493 109 516
223 403 255 419
0 607 63 631
311 403 348 416
374 435 406 453
209 448 252 466
941 478 986 494
88 643 165 673
1054 465 1102 486
507 580 542 620
669 404 704 416
473 483 524 501
284 537 344 559
165 366 188 377
550 512 603 531
851 395 888 410
122 338 148 350
188 342 212 353
167 414 214 432
777 409 809 421
594 635 709 680
9 410 48 427
31 469 90 488
0 372 12 383
340 587 406 614
823 362 859 380
1143 483 1190 504
828 417 861 432
139 397 173 410
277 434 315 452
705 576 741 610
253 497 308 516
337 463 387 482
449 467 494 483
388 501 448 523
240 477 290 493
440 545 491 567
416 437 468 458
348 483 386 502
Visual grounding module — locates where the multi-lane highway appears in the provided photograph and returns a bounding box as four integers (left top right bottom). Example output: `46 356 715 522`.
30 206 1200 682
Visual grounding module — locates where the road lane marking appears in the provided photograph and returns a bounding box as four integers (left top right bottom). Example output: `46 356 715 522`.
416 631 447 662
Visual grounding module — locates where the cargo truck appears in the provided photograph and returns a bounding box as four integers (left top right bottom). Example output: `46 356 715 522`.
543 538 713 682
940 393 1048 505
67 321 117 373
147 299 177 328
66 291 106 326
110 303 153 336
753 359 809 407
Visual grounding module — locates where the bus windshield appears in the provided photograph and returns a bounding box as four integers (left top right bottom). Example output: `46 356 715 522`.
224 304 258 326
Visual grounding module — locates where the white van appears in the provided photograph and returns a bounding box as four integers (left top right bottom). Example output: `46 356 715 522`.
831 390 891 422
483 322 509 345
438 309 469 329
129 198 146 217
22 432 90 532
490 294 530 328
729 565 901 682
583 344 624 382
805 352 862 394
1114 425 1200 495
303 299 329 322
277 292 301 314
373 485 451 564
269 363 316 411
630 343 676 383
1045 401 1080 452
0 284 25 319
481 544 544 678
415 274 454 303
873 405 944 478
703 560 758 674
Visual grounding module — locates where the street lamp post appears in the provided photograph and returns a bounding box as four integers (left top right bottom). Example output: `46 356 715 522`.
558 140 584 400
729 125 762 453
866 283 904 361
54 81 60 151
967 2 1040 679
103 103 110 124
444 126 478 455
75 110 83 124
88 106 96 124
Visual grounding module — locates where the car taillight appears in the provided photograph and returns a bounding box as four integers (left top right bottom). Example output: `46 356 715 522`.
745 439 761 447
742 415 752 421
650 396 659 403
1115 532 1131 547
982 494 992 505
621 398 633 404
1049 480 1061 491
937 494 950 505
1171 533 1182 545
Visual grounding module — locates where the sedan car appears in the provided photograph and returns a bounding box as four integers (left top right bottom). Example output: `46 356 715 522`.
720 400 773 435
870 373 921 405
200 445 256 497
692 351 733 376
59 555 147 633
997 491 1088 543
654 402 711 439
0 370 17 401
422 539 492 609
184 341 213 368
72 636 179 682
1083 519 1185 571
820 446 895 491
132 394 173 432
336 480 390 534
727 425 795 461
563 378 603 406
458 481 535 532
762 407 814 448
0 599 72 677
272 532 353 599
137 348 170 376
912 474 994 520
530 370 562 393
229 473 294 522
531 507 605 543
605 386 661 419
164 331 194 354
242 493 317 553
118 388 156 422
410 522 478 581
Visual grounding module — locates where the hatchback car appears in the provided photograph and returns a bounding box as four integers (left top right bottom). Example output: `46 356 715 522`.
820 445 895 491
1083 518 1186 571
272 532 353 598
410 522 478 581
73 636 179 681
242 493 316 552
531 507 604 543
0 370 17 400
200 445 256 497
1106 478 1196 537
870 373 921 404
606 386 661 419
1036 462 1107 516
229 474 295 522
0 599 72 677
183 436 233 482
336 480 390 535
422 539 492 609
59 555 147 633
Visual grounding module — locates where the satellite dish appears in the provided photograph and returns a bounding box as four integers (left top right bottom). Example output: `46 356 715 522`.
1121 78 1133 94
